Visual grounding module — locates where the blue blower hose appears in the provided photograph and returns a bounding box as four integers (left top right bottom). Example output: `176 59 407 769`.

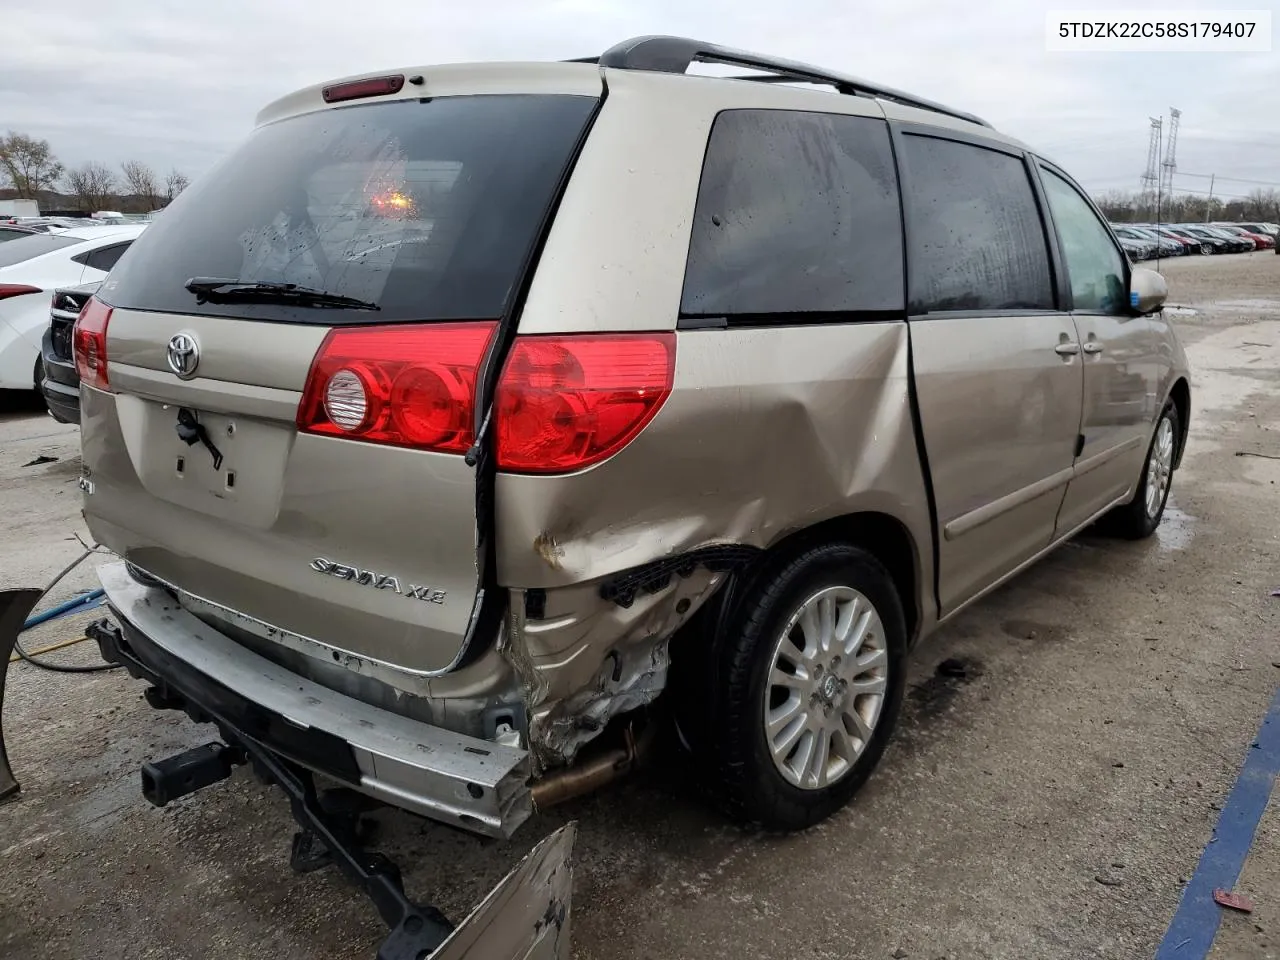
22 588 106 631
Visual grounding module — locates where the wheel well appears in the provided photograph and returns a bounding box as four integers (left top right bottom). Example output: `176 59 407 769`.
1169 377 1190 468
766 512 921 645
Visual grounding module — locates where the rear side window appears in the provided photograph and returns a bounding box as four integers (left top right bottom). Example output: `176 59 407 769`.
0 233 78 268
79 242 133 273
101 95 598 324
898 135 1053 314
682 110 903 318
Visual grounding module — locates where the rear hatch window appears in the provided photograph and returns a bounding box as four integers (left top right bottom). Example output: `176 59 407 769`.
100 94 598 324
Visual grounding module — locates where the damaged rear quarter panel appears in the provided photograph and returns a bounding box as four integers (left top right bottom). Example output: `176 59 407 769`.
495 322 932 592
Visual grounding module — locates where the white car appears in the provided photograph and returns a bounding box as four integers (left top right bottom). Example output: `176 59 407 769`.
0 223 147 390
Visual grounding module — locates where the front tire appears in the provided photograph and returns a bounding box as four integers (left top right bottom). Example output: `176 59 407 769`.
699 543 907 831
1105 402 1179 540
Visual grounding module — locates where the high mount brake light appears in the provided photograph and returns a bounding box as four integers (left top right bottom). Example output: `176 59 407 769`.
322 75 405 104
72 297 112 390
495 333 675 474
297 322 498 454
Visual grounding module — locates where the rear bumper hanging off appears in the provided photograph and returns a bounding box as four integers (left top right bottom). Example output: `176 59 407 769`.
93 561 534 838
88 607 576 960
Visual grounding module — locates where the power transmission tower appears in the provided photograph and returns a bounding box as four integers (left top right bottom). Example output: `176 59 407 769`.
1140 117 1162 218
1160 107 1181 200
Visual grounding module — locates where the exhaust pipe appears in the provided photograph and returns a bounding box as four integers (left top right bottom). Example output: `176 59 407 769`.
531 723 657 810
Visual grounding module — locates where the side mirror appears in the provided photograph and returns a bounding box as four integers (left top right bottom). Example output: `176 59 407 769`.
1129 266 1167 315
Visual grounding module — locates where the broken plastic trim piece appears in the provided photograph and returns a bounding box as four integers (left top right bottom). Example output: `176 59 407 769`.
598 545 761 608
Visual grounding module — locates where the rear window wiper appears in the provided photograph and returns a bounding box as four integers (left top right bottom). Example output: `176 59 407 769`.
184 277 380 311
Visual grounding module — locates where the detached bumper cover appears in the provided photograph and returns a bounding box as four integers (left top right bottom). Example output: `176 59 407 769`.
96 562 532 838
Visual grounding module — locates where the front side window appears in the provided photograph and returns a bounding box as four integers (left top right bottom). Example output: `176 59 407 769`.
898 135 1054 314
1039 168 1127 314
682 109 904 318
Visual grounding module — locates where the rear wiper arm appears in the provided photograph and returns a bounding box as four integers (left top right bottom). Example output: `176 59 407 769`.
184 277 380 311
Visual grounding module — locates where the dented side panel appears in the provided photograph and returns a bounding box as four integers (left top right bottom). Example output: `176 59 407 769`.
495 324 934 761
497 323 931 590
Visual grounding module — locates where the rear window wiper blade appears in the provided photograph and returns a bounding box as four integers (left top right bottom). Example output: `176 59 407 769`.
184 277 380 311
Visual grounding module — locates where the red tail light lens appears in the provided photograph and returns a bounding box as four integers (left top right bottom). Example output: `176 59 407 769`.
0 283 42 301
297 322 498 453
73 297 112 390
495 333 676 474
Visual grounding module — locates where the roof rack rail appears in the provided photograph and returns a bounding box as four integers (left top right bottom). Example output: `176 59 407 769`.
583 35 990 128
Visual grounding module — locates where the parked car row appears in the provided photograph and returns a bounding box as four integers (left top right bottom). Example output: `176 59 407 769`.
0 223 146 395
1110 220 1278 260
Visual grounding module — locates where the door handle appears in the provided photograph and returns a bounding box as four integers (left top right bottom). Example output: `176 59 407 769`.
1054 341 1080 356
1082 341 1105 355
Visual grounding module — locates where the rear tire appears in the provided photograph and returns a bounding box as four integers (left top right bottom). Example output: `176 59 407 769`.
688 542 907 831
1104 401 1179 540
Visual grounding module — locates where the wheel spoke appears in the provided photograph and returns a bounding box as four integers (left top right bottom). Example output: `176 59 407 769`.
830 724 858 764
797 605 822 661
849 674 887 697
789 728 816 782
807 729 831 788
769 665 810 693
844 706 874 745
833 595 861 654
817 594 835 655
854 647 887 673
844 608 874 658
770 709 808 759
766 695 804 738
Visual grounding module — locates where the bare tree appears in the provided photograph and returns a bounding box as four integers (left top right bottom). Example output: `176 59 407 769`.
164 169 191 203
64 162 118 212
1244 188 1280 223
0 131 64 198
120 159 161 211
1095 190 1136 222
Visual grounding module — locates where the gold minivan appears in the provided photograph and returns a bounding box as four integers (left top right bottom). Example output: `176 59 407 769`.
80 36 1189 845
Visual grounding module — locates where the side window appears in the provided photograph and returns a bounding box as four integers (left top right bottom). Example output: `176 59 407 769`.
86 242 133 273
682 110 903 317
898 135 1053 314
1038 168 1127 314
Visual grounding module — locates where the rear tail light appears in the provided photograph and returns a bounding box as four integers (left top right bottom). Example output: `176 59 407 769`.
297 322 498 453
495 333 675 474
73 297 112 390
0 283 42 301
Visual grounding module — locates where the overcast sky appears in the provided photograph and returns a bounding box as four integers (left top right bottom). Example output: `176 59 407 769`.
5 0 1277 200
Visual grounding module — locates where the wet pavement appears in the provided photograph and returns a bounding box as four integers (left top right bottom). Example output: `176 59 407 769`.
1 252 1278 960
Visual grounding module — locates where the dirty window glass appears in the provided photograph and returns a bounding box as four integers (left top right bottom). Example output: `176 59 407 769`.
99 95 597 324
682 110 904 317
898 136 1053 313
1039 168 1127 315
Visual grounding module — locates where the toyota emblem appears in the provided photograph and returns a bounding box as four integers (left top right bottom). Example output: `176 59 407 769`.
167 333 200 379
